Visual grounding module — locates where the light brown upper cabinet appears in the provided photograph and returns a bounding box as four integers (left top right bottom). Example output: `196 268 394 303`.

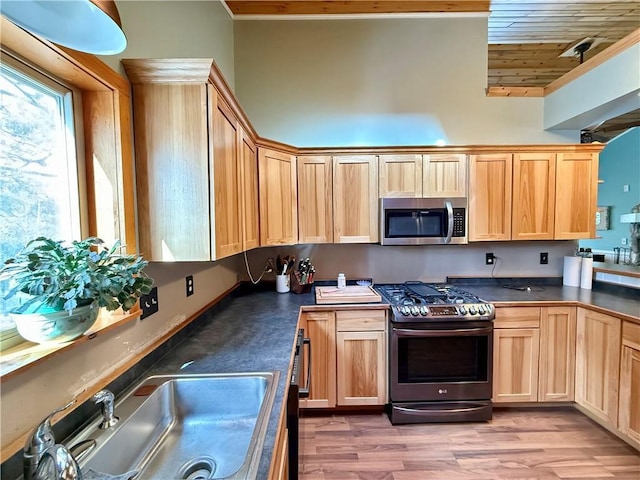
239 128 259 251
333 155 379 243
124 59 257 261
378 154 423 197
258 147 298 245
469 153 512 241
423 153 467 198
126 74 212 261
210 89 243 259
554 152 599 239
512 152 556 240
378 153 467 198
297 156 333 243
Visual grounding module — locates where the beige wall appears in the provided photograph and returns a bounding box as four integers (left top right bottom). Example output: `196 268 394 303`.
234 17 577 146
100 0 235 87
244 242 577 284
1 258 242 453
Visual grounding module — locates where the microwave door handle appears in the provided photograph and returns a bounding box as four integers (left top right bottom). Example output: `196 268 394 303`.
444 200 454 244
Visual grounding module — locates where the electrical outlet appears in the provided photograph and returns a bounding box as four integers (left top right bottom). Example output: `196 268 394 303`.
622 238 628 245
623 184 630 192
186 275 194 297
140 287 158 320
485 253 495 265
540 252 549 264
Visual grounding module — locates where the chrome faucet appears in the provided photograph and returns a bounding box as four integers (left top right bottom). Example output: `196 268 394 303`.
92 389 118 429
24 400 74 480
34 444 83 480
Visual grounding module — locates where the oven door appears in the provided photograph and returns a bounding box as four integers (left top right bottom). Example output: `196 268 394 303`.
390 321 493 402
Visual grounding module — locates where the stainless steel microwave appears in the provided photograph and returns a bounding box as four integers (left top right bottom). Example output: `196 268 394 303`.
380 197 468 245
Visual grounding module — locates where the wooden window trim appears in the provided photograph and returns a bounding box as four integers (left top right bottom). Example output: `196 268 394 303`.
0 19 140 378
1 16 137 253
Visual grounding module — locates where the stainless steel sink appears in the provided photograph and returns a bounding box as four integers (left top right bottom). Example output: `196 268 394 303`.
67 372 278 480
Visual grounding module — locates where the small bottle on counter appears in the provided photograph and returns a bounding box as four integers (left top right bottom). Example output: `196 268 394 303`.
337 273 346 289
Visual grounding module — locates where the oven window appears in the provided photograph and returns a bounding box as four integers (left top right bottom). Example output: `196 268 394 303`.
398 336 488 383
387 210 446 238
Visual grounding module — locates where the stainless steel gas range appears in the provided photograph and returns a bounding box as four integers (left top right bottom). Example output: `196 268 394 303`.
375 282 495 425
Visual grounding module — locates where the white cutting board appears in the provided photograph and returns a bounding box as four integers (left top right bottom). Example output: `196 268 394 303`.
315 285 382 304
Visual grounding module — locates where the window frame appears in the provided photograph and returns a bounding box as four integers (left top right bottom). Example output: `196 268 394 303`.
0 17 138 352
0 53 90 348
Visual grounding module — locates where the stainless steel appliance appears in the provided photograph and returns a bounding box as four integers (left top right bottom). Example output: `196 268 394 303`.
379 197 467 245
376 282 495 424
288 329 310 479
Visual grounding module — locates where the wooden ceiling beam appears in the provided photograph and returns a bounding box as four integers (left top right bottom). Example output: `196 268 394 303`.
225 1 490 16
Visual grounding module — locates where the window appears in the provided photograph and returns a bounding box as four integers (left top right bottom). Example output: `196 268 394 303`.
0 54 84 347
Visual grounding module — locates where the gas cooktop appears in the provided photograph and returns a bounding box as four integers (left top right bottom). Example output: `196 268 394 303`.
375 282 495 322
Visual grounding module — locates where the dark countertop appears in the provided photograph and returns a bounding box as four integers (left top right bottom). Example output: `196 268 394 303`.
121 280 638 479
142 289 316 479
450 282 640 322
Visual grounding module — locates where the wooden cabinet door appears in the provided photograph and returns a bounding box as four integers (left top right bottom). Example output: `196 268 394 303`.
554 152 599 239
300 311 336 409
618 322 640 446
493 328 540 402
575 308 621 426
512 152 556 240
210 89 242 259
258 147 298 245
239 128 259 251
469 154 512 241
423 153 467 198
378 154 422 197
333 155 379 243
297 155 333 243
539 306 576 402
336 330 386 406
133 83 211 261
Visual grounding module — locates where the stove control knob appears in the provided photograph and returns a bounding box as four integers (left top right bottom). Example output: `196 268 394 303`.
419 306 428 316
469 306 477 315
459 306 467 315
477 305 485 314
410 306 420 316
400 306 411 316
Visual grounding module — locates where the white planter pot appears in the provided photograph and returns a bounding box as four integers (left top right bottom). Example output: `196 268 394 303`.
11 301 100 344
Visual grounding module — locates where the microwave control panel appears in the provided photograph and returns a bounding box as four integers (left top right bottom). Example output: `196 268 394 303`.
452 208 466 237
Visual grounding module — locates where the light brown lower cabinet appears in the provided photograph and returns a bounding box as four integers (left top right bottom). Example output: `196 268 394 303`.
300 308 387 409
539 306 576 402
619 321 640 446
268 406 289 480
575 308 621 427
493 327 540 402
299 310 336 409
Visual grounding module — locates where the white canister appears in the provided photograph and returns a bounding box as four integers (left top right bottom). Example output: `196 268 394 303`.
337 273 346 289
276 274 290 293
562 256 582 287
580 257 593 289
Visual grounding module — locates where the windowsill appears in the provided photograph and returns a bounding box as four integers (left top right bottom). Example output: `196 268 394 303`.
0 308 141 381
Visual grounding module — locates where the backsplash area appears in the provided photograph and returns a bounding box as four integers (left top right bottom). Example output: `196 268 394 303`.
243 241 577 284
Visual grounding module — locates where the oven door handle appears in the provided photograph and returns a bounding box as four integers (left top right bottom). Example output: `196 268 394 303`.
393 326 493 337
443 200 454 244
299 337 311 398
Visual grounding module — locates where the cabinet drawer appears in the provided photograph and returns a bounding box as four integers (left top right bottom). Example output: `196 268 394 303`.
623 321 640 350
494 307 541 328
336 310 386 331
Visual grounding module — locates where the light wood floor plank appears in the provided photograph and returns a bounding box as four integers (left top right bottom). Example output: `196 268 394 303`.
300 408 640 480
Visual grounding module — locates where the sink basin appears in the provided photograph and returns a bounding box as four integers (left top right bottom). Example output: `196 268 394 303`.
68 372 278 480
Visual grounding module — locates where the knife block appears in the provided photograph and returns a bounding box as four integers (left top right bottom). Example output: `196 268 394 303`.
291 271 313 294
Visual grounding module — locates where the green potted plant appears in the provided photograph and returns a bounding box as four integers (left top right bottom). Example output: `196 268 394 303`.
0 237 153 344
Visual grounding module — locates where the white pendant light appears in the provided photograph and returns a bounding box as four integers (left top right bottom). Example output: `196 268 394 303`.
1 0 127 55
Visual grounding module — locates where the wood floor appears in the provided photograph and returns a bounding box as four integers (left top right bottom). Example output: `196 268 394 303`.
300 408 640 480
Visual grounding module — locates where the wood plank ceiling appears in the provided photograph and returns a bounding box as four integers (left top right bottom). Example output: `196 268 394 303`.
225 1 640 139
